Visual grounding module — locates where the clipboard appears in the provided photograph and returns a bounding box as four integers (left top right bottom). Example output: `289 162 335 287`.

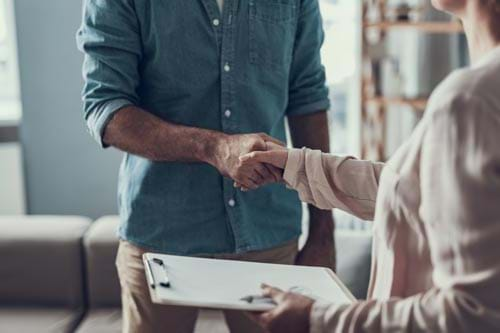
143 253 355 312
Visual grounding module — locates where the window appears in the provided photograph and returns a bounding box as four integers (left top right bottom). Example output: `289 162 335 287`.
320 0 369 229
0 0 22 125
320 0 361 156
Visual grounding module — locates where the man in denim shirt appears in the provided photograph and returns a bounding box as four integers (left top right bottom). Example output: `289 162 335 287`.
77 0 334 331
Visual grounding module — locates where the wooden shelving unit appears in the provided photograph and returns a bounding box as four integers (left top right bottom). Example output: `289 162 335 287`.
363 21 463 33
360 0 463 161
365 96 428 111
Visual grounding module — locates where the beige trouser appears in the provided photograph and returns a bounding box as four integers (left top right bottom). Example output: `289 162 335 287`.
116 240 298 333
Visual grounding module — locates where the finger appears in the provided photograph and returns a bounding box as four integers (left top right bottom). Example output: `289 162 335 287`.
242 179 258 190
266 141 286 151
252 166 266 182
239 152 263 163
238 172 261 190
254 163 274 185
240 151 283 168
258 133 286 147
261 284 286 303
265 164 283 183
234 181 250 192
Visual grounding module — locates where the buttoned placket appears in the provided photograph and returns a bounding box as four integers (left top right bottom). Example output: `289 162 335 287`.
203 0 249 251
221 0 249 250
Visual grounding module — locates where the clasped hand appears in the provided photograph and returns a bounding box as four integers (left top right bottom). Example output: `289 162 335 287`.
234 138 288 191
211 132 288 191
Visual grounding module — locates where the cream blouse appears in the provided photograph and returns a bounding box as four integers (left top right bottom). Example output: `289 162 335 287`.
283 46 500 332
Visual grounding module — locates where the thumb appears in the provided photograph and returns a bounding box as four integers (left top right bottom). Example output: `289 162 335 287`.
258 133 286 147
261 284 286 304
266 141 286 151
239 151 286 169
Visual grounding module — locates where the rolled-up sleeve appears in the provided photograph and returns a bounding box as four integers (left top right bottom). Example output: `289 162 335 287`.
286 0 330 117
76 0 142 147
283 148 384 221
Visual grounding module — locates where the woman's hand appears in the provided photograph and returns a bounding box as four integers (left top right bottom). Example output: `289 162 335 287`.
235 142 290 191
251 284 314 333
240 142 289 169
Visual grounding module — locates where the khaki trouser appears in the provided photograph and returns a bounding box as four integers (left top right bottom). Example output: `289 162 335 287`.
116 240 299 333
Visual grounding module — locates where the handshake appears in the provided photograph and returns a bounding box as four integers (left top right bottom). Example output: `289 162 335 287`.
209 133 289 191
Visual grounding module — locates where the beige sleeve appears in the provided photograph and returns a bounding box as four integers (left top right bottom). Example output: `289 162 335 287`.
283 148 384 220
309 288 495 333
308 96 500 333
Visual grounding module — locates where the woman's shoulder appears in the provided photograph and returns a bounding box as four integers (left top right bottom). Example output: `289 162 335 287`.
425 60 500 122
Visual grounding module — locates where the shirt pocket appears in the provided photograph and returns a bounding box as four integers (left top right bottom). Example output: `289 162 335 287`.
248 0 297 72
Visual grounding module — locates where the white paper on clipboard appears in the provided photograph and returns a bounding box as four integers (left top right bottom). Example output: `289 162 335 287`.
143 253 355 312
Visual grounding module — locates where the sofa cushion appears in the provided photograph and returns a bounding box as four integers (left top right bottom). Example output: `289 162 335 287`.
84 216 121 307
0 307 83 333
335 229 372 300
0 216 91 307
74 308 121 333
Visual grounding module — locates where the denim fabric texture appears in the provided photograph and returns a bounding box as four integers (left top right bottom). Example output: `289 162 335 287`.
77 0 329 255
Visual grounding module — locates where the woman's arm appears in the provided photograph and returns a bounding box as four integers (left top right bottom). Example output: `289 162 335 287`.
257 285 492 333
240 144 384 221
254 94 500 333
312 97 500 332
284 149 383 220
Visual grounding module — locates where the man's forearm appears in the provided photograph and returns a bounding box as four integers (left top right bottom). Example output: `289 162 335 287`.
103 105 281 189
288 111 335 236
103 106 222 164
288 111 335 268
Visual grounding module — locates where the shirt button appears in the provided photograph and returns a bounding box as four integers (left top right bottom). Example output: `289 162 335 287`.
213 19 220 27
224 63 231 72
224 109 232 118
228 199 236 207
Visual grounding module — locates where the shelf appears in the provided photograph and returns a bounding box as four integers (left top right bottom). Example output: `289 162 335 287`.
363 21 463 33
365 97 428 110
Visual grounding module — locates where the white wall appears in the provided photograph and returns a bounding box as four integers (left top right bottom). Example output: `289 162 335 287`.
14 0 122 219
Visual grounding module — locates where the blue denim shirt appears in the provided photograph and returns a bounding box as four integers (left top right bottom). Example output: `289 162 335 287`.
77 0 329 255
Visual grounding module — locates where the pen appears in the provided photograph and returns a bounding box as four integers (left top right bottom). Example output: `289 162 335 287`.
240 295 276 305
144 258 156 289
153 258 171 288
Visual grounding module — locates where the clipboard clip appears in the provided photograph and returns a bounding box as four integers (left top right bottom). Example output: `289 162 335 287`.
145 257 171 289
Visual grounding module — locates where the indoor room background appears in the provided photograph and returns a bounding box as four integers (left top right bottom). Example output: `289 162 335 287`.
0 0 466 222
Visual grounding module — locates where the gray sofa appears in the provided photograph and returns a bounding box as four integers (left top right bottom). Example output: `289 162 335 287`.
0 216 91 333
0 215 372 332
76 216 121 333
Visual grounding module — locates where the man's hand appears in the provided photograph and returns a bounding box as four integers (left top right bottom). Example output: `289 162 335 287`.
235 142 288 191
210 133 284 190
296 209 336 271
252 284 314 333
